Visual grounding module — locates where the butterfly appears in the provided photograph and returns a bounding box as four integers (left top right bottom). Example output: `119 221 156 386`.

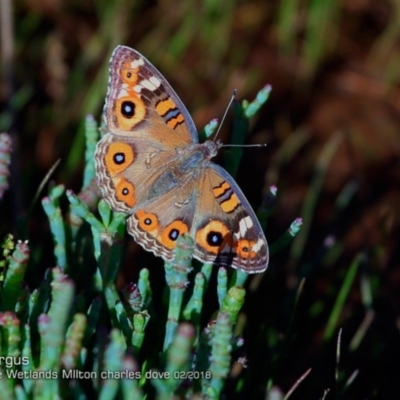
94 45 268 273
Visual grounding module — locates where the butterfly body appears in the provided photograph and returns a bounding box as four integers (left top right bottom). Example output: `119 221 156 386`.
95 45 269 273
146 140 220 199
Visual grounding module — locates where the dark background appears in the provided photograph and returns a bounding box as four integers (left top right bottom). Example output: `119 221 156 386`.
1 1 400 398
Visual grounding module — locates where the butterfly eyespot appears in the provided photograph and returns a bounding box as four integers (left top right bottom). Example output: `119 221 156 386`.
196 221 232 254
136 210 159 232
160 220 189 249
121 69 137 84
114 178 135 207
115 96 146 130
206 231 224 247
113 152 125 165
120 60 141 84
168 229 180 241
236 239 257 259
121 100 135 118
105 142 134 174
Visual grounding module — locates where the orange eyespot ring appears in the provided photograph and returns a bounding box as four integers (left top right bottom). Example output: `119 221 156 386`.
235 239 257 259
160 220 189 250
120 61 140 85
135 210 159 232
115 96 146 130
195 220 232 254
105 142 134 175
114 178 136 208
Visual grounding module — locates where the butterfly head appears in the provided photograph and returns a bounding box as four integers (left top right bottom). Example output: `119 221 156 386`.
202 139 223 160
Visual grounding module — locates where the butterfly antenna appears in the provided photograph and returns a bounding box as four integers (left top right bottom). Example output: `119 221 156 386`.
214 89 267 149
213 89 237 141
222 143 267 148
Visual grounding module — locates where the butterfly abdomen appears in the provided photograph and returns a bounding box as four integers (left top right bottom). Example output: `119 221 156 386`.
147 142 219 199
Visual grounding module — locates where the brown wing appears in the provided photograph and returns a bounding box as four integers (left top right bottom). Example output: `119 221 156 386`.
103 45 198 148
124 160 268 273
95 45 200 213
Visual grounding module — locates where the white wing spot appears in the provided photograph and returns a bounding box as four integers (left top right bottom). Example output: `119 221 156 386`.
253 237 264 251
239 216 253 236
149 76 161 87
130 58 144 68
140 78 161 91
119 87 129 97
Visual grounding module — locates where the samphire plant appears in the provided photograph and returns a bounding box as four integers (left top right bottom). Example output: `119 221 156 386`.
0 86 300 399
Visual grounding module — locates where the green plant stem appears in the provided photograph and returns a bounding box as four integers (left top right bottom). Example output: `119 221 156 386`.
220 286 245 325
132 311 150 354
183 272 205 326
121 356 143 399
163 235 193 351
157 323 196 396
39 268 74 371
270 217 303 255
42 185 67 270
61 313 87 369
1 240 29 311
99 329 126 400
324 253 364 341
205 312 232 399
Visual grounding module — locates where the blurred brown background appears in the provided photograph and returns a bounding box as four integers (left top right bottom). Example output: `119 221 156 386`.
1 0 400 398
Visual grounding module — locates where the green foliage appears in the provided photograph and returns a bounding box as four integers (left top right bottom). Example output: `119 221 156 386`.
0 133 12 201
